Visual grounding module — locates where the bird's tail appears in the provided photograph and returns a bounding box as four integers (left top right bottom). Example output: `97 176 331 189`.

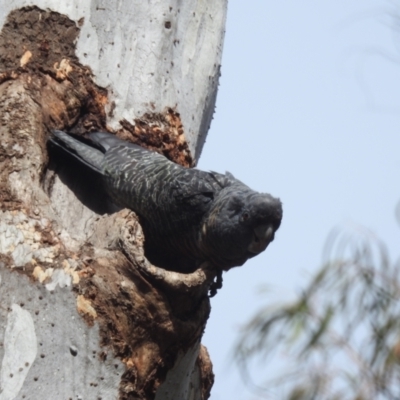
50 130 105 173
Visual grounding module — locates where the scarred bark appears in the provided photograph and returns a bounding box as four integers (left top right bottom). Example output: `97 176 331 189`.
0 3 227 399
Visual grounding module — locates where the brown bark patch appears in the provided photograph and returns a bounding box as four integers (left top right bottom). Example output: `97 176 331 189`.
198 345 215 400
0 78 46 210
0 188 21 211
117 109 194 167
0 6 107 133
76 251 211 400
0 6 80 71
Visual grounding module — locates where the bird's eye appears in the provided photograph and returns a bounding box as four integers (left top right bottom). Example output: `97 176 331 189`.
242 212 249 221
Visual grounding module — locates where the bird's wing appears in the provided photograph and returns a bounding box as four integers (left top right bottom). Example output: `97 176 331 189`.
87 132 146 153
169 169 234 217
50 130 104 173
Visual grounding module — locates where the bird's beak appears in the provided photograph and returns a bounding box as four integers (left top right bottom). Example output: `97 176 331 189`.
247 224 274 254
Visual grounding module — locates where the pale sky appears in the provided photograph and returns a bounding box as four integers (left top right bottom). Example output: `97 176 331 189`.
198 1 400 399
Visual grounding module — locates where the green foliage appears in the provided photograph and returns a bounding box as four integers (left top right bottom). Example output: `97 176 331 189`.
235 227 400 399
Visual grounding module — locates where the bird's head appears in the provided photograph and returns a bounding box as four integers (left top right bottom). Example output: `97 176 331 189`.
199 188 282 270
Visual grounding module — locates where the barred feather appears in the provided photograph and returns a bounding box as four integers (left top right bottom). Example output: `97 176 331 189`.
50 131 283 273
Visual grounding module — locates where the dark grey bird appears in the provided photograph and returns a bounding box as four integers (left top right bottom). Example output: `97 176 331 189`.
50 131 282 286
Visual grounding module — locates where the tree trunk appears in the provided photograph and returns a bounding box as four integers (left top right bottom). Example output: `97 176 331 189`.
0 2 227 399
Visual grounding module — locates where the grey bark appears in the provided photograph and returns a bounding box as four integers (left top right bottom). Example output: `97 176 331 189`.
0 2 227 399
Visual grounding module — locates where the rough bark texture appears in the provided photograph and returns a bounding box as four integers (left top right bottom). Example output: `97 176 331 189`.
0 3 227 399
